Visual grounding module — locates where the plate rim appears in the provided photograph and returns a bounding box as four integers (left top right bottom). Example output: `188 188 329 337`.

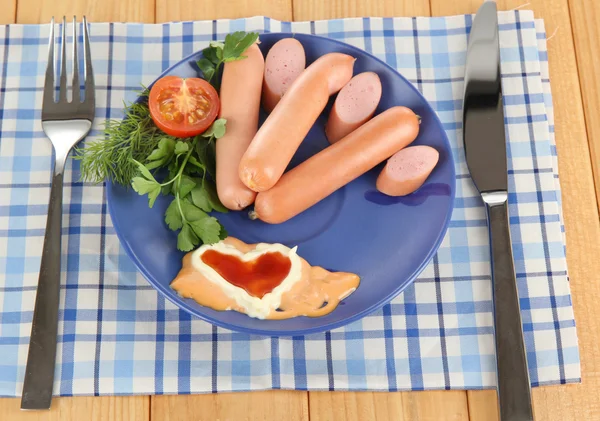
106 32 456 336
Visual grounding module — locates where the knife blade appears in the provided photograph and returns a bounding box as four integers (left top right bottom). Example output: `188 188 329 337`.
463 0 507 194
463 2 534 421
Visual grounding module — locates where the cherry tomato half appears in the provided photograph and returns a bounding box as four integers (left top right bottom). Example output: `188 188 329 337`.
148 76 220 138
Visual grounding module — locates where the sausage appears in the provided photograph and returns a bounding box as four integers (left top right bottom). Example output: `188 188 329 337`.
239 53 355 193
251 106 420 224
325 72 382 144
376 145 439 196
262 38 306 113
215 43 265 210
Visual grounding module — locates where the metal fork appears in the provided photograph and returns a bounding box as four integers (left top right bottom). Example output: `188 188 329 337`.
21 16 95 411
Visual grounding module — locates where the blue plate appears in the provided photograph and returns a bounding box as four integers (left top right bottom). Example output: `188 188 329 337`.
107 33 455 336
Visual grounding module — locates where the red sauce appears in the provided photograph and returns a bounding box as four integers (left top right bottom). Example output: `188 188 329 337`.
200 250 292 298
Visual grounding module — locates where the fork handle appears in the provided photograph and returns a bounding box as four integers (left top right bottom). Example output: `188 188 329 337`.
485 198 534 421
21 166 64 410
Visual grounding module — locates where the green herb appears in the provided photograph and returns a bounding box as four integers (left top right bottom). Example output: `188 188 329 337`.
145 137 176 170
131 118 228 251
190 180 228 213
195 136 217 178
197 31 260 89
75 91 181 186
201 118 227 138
76 33 250 253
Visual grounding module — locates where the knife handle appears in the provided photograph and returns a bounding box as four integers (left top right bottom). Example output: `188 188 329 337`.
484 193 534 421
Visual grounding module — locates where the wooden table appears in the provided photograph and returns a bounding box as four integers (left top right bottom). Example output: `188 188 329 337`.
1 0 599 419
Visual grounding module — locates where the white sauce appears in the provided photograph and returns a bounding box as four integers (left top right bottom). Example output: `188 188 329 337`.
190 241 302 319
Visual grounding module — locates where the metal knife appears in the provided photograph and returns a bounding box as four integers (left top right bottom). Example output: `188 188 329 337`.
463 2 534 420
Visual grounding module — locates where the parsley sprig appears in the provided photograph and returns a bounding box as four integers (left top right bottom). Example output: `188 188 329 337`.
197 31 260 89
75 31 260 252
131 119 228 251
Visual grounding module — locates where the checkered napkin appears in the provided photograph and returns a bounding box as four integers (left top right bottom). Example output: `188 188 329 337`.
0 11 580 396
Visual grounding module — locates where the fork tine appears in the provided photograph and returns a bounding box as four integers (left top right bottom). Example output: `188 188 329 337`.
42 17 55 108
83 16 94 104
59 17 67 102
72 16 80 103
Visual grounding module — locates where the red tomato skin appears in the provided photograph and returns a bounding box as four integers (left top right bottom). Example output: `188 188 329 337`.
148 76 220 138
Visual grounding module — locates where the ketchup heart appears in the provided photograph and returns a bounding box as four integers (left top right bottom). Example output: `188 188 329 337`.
200 250 292 298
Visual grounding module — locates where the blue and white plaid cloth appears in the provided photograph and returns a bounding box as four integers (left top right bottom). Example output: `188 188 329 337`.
0 12 581 396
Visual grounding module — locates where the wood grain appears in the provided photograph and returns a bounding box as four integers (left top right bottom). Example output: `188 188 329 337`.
15 0 154 23
308 391 469 421
0 0 16 24
569 0 600 213
293 0 430 20
1 0 597 420
308 392 405 421
0 396 149 421
430 0 600 420
156 0 292 23
508 0 600 417
430 0 482 16
151 391 309 421
465 390 497 421
401 391 469 421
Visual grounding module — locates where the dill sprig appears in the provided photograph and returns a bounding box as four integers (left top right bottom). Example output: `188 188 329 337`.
75 94 182 186
73 30 259 251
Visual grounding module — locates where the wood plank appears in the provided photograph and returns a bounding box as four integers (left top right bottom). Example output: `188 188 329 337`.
309 391 469 421
15 0 154 23
151 391 309 421
0 0 16 24
3 1 595 421
293 0 430 21
156 0 292 22
569 1 600 212
0 2 153 420
465 390 498 421
468 378 600 421
0 396 149 421
530 377 600 420
308 392 405 421
401 391 469 421
430 0 600 420
430 0 481 16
